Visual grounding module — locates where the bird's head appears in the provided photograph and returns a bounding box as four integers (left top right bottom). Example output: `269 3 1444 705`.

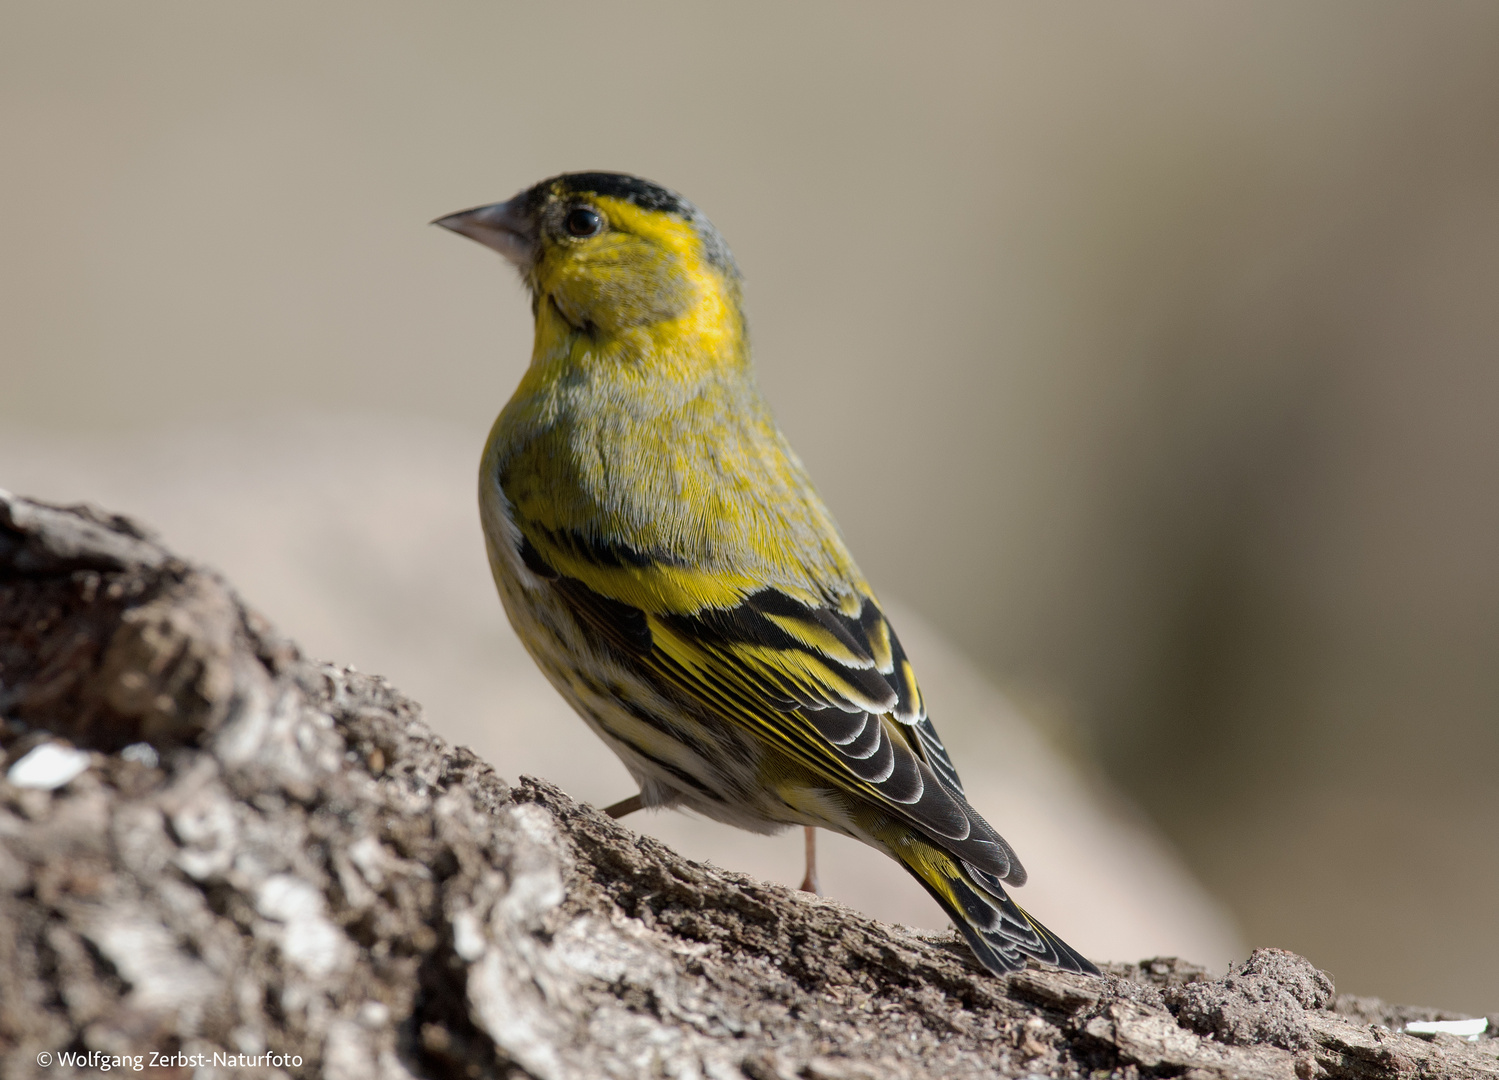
436 172 742 343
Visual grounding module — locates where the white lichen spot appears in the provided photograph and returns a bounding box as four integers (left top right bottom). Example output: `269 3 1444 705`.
84 913 216 1012
347 835 389 889
452 909 487 962
120 742 160 768
1404 1018 1488 1041
6 743 91 790
256 874 351 979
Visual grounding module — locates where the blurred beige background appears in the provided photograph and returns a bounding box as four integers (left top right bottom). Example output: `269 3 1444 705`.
3 2 1497 1012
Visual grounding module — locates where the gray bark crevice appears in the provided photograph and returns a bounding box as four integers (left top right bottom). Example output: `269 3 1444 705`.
0 492 1494 1080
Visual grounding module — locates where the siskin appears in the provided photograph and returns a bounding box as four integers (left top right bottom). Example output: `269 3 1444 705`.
436 172 1097 976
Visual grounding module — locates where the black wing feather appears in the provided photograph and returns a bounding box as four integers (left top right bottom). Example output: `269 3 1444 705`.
519 536 1024 883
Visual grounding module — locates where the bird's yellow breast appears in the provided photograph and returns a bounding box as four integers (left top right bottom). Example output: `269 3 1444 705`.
481 204 868 617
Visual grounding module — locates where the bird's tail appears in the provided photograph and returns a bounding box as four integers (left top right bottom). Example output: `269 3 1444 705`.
888 833 1099 976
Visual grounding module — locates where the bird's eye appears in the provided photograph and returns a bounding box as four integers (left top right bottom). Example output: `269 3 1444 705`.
565 206 604 237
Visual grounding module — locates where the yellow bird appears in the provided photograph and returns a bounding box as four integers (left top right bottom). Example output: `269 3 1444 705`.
436 172 1097 976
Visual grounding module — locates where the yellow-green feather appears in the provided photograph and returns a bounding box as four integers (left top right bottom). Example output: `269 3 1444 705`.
487 194 867 617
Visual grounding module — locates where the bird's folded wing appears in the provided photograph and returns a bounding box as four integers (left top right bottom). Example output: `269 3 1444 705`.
522 534 1025 884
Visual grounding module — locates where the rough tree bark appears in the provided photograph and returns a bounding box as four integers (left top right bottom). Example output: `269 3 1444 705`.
0 491 1494 1080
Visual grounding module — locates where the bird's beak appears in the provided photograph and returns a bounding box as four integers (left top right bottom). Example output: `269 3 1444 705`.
432 197 537 269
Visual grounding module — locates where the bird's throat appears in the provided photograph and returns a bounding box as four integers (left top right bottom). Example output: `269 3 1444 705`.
527 279 748 392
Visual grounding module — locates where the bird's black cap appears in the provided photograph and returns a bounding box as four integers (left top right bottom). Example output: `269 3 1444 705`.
552 172 692 217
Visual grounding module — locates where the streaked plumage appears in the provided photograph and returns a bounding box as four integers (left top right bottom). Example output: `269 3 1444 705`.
436 172 1098 976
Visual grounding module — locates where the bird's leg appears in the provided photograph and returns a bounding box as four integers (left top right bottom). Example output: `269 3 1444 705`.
799 826 820 894
603 793 644 819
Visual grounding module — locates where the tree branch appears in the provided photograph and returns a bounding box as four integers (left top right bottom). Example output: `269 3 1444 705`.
1 492 1493 1079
